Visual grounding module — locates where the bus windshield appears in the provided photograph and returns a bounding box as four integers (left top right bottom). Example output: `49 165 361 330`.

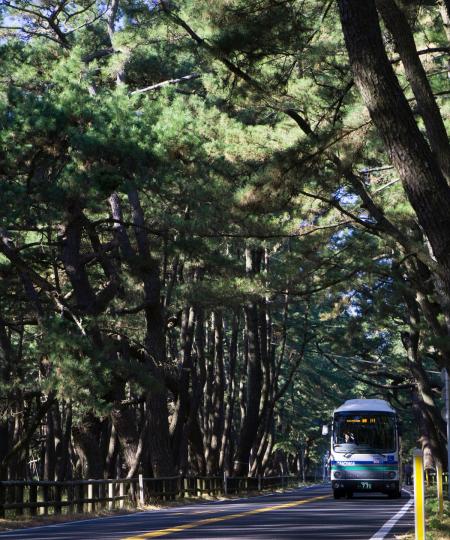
333 413 396 453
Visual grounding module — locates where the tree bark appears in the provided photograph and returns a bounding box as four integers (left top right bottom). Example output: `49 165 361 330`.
219 313 239 473
109 191 174 477
111 403 141 477
338 0 450 327
56 403 72 481
44 408 55 480
72 413 104 478
205 311 224 474
186 309 207 475
439 0 450 43
233 249 263 476
401 291 447 468
170 306 195 470
376 0 450 181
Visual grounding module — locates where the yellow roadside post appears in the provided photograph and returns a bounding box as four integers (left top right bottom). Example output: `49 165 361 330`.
437 463 444 516
413 449 425 540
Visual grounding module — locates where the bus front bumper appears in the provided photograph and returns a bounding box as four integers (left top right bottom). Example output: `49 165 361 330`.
332 480 399 493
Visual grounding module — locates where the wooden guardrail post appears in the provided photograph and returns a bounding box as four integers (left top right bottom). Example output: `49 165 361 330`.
29 483 37 516
68 483 74 514
16 483 24 516
42 484 49 515
130 478 136 504
139 474 145 506
0 483 5 518
55 483 62 514
0 474 305 518
99 481 105 510
87 482 94 513
76 482 84 513
119 482 125 509
108 481 114 510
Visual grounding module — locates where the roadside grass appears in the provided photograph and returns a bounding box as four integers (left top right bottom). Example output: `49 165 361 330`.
0 482 312 532
0 507 136 532
396 495 450 540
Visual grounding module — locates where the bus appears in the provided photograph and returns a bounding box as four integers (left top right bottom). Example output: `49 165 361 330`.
326 398 402 499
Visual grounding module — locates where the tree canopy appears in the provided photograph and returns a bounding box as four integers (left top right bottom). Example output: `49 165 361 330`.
0 0 448 481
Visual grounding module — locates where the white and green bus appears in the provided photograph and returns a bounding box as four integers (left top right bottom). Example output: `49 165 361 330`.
327 399 402 499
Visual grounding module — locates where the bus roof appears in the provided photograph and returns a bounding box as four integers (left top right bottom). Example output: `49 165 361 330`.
334 399 396 414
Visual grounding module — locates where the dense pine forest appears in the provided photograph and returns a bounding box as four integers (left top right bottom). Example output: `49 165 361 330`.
0 0 449 483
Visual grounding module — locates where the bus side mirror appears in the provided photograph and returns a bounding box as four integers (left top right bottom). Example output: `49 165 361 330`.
322 425 329 436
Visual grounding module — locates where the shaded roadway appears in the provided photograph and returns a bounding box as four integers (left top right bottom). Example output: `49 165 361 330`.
0 484 414 539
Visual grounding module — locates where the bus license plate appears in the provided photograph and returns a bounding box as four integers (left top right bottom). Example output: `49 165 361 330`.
360 482 372 489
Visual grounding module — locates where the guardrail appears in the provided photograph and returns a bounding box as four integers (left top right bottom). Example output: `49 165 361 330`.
424 471 448 488
0 475 299 518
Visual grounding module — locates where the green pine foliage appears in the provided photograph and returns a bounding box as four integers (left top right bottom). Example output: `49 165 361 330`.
0 0 448 483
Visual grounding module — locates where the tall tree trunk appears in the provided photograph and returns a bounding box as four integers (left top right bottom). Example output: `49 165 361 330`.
233 307 262 476
0 422 8 481
376 0 450 181
105 424 119 478
402 293 448 468
109 191 174 477
187 309 207 475
44 408 55 480
170 306 195 471
56 403 72 481
203 314 214 467
260 418 275 473
439 0 450 44
338 0 450 328
0 321 12 480
206 311 224 474
72 413 104 478
219 313 239 473
233 249 263 476
111 404 141 477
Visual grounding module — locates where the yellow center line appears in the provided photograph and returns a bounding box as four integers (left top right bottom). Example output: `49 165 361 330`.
122 494 330 539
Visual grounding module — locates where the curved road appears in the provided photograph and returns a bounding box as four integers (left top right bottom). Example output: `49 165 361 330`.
0 484 414 539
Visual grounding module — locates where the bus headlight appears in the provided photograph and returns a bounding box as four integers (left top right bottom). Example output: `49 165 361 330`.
334 471 342 479
388 471 396 479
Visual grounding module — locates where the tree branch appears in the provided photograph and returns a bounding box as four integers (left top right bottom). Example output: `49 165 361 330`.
131 73 201 95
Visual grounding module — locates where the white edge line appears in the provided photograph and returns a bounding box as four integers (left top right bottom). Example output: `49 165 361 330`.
0 484 328 536
369 495 414 540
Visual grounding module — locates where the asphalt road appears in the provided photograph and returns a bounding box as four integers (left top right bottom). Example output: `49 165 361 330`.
0 484 414 540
